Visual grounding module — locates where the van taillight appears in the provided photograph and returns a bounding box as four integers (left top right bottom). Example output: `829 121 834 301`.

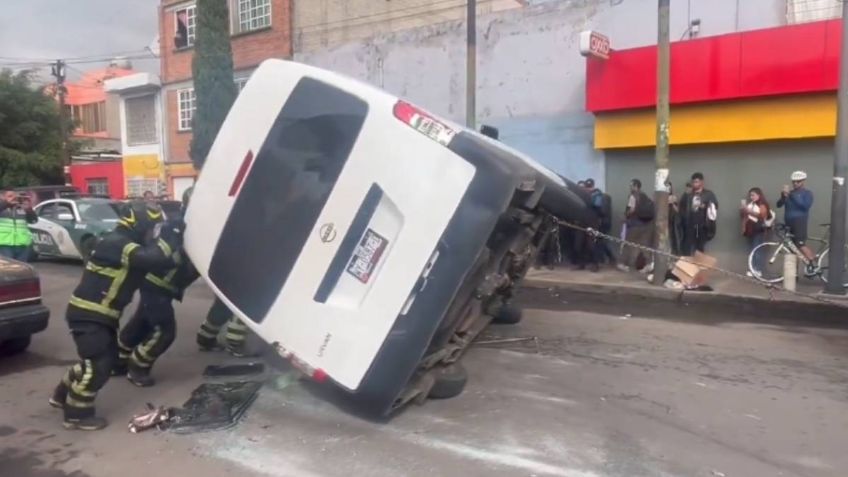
0 279 40 304
275 344 329 384
393 100 456 146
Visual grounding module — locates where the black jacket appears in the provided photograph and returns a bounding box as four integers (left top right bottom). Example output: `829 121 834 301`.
67 226 180 327
141 250 200 301
680 189 719 228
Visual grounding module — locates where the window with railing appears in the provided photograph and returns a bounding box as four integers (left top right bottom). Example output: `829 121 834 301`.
86 178 109 196
177 88 196 131
787 0 841 24
71 102 106 134
174 5 197 48
234 0 272 34
126 178 160 199
125 95 157 145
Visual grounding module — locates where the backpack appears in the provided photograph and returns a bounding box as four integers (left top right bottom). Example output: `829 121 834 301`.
635 192 655 221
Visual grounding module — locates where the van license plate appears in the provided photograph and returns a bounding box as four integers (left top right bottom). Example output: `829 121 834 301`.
346 229 388 284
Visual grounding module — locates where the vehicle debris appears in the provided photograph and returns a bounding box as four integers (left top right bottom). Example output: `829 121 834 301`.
128 403 172 433
203 362 265 378
168 381 262 434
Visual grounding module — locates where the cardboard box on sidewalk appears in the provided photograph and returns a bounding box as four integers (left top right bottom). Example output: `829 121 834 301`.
672 251 717 288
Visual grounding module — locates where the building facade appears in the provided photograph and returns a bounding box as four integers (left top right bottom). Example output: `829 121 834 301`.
159 0 293 199
589 17 844 268
293 0 525 53
65 64 135 199
293 0 789 195
104 73 167 199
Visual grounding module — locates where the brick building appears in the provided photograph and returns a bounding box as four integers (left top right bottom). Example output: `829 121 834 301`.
159 0 292 199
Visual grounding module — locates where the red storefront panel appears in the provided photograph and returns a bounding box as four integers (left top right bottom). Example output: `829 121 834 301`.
586 19 842 112
70 162 125 199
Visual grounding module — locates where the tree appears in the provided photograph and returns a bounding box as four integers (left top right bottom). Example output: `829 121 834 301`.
190 0 237 169
0 69 67 187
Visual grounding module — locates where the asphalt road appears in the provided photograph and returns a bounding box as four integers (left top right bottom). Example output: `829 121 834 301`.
1 261 848 477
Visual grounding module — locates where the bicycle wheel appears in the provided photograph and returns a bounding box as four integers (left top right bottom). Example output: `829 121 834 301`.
817 245 848 288
749 241 785 283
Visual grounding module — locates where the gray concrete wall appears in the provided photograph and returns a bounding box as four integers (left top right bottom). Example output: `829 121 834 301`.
295 0 787 190
605 139 833 271
294 0 524 53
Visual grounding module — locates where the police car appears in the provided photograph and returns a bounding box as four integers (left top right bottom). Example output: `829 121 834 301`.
29 198 122 260
185 60 595 416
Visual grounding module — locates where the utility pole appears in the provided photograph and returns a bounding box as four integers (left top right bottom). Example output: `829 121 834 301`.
825 3 848 295
51 59 70 185
466 0 477 129
652 0 671 286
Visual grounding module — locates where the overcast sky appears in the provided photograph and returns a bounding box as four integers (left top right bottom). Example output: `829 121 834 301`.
0 0 160 82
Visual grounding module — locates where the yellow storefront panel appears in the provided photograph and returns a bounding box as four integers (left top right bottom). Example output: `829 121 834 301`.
594 94 836 149
123 154 163 177
166 162 197 176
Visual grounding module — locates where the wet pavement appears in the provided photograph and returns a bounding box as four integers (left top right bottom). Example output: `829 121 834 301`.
1 261 847 476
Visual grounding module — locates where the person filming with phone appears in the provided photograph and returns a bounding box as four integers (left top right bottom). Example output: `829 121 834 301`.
777 171 815 273
0 190 37 262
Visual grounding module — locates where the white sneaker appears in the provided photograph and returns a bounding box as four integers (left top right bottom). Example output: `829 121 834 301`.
616 264 630 273
746 271 754 278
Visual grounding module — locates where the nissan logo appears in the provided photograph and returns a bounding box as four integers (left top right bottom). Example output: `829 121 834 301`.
320 223 337 243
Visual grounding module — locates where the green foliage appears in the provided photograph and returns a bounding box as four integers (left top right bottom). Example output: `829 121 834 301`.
0 69 66 186
190 0 237 169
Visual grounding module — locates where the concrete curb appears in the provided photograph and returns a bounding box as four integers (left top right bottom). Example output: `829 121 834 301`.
522 277 832 309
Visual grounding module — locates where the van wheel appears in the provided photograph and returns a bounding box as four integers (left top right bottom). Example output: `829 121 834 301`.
428 364 468 400
492 304 523 325
0 336 31 356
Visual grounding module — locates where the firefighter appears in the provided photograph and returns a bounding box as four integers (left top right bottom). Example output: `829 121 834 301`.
49 202 183 431
196 298 250 357
180 178 251 356
115 248 199 387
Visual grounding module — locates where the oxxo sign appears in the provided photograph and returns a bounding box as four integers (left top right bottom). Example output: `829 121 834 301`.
579 30 611 60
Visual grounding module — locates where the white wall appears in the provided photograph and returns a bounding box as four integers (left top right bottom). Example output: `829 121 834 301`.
296 0 787 190
117 90 164 158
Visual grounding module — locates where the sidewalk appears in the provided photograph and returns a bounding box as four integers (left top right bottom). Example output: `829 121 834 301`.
523 265 834 307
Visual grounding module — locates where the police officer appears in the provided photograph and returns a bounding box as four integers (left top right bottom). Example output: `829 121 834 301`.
49 202 183 431
115 247 199 387
0 190 37 261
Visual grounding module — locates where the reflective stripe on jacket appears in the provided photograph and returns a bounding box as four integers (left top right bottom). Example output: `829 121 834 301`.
0 215 32 246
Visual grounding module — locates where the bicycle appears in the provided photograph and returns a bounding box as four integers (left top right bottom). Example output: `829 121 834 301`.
747 223 848 287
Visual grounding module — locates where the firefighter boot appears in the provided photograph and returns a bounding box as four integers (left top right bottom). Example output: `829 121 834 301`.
49 382 67 410
127 364 155 388
63 415 109 431
49 364 79 409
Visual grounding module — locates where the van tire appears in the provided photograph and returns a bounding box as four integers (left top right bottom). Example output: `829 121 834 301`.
428 364 468 400
492 304 523 325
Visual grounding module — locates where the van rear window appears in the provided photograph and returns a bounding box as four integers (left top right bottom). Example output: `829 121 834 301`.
209 77 368 323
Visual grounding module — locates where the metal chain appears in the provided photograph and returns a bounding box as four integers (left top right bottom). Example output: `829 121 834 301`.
555 219 848 309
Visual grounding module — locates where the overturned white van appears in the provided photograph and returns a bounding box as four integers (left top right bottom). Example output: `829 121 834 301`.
185 59 596 416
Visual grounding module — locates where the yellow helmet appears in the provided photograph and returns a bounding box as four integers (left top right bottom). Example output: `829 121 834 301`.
119 201 164 239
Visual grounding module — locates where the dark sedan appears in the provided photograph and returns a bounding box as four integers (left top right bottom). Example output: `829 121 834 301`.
0 257 49 355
